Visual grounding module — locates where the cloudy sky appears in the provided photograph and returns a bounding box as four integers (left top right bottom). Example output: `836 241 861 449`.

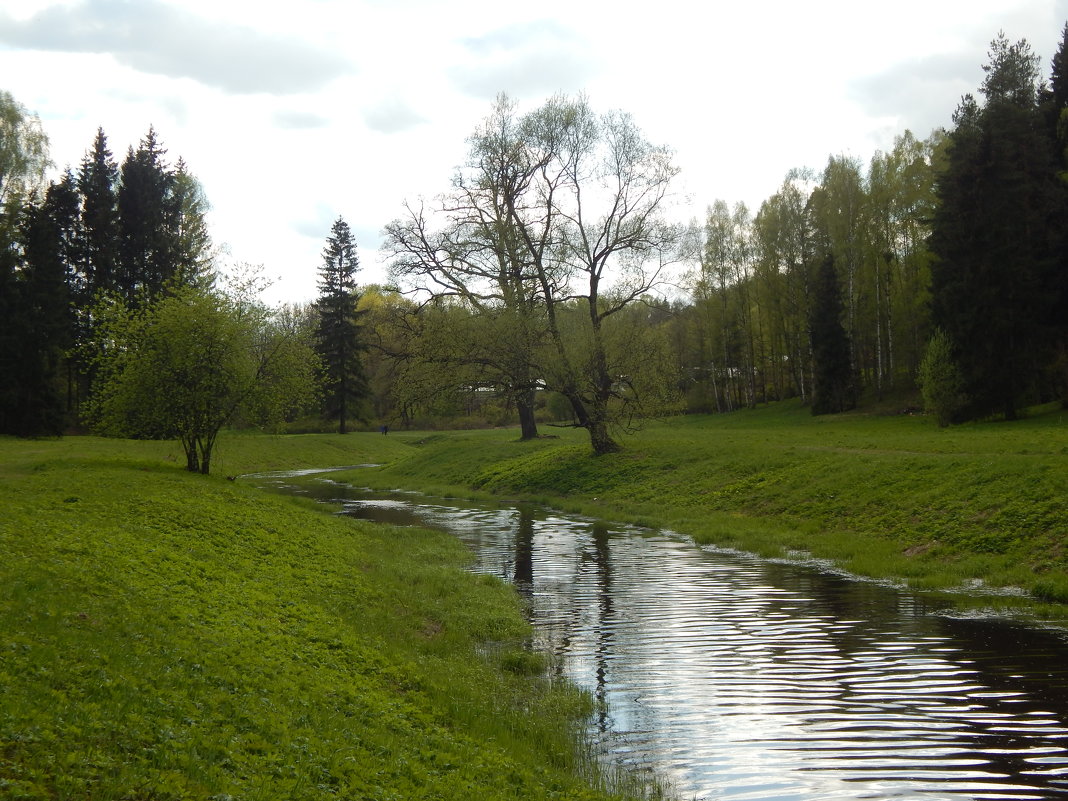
2 0 1067 303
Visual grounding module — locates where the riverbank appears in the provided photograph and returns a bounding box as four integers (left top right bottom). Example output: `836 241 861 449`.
3 401 1065 793
0 436 643 800
342 400 1068 620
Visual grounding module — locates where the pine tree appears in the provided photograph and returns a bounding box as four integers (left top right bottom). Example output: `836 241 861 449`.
809 254 855 415
315 216 370 434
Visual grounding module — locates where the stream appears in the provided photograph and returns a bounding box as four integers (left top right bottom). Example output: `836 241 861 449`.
248 468 1068 800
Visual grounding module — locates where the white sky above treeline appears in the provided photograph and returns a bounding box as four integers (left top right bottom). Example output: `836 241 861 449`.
2 0 1066 304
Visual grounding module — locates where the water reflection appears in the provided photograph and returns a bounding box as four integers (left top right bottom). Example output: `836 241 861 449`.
251 472 1068 800
513 505 534 595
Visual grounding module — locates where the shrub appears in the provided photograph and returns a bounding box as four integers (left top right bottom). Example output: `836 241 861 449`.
919 328 967 427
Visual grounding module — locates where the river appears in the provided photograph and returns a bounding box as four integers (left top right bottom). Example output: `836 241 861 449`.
249 468 1068 800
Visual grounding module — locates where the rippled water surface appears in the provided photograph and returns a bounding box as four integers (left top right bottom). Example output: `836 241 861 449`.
252 472 1068 800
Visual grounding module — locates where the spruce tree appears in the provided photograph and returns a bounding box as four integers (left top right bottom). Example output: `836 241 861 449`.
809 254 855 415
117 127 175 303
168 159 215 288
78 127 120 297
4 180 77 436
0 240 23 434
315 216 370 433
1047 25 1068 406
930 33 1066 419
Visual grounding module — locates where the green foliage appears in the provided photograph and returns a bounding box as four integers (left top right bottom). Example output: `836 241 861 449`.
0 91 65 436
919 328 966 426
116 126 193 304
0 89 49 220
0 436 630 800
78 127 120 297
85 286 319 473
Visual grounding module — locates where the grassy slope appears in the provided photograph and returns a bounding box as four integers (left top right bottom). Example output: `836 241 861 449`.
0 436 632 801
348 401 1068 615
3 404 1064 796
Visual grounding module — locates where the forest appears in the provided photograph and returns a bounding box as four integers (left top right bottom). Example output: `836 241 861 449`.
2 27 1067 461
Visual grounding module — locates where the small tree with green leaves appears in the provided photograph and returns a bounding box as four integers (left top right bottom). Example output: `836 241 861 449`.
919 328 966 427
86 285 319 473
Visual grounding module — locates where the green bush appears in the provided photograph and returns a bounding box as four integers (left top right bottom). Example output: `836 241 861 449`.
919 328 967 427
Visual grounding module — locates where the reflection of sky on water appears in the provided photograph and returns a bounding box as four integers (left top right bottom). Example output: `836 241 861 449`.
251 472 1068 800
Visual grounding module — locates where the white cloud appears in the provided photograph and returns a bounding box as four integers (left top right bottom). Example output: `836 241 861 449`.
273 110 332 130
450 20 597 99
364 97 428 134
0 0 354 94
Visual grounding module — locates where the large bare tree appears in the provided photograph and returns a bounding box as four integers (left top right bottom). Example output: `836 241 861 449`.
385 94 683 454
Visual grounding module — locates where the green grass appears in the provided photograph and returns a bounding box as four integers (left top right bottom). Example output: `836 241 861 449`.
3 402 1065 795
341 401 1068 618
0 435 644 800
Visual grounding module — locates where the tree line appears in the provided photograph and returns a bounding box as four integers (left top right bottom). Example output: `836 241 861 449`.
0 104 367 470
370 26 1068 445
0 115 218 437
647 30 1067 425
2 24 1066 459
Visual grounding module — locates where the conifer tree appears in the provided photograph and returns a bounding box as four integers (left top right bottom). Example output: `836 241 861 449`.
0 91 60 435
1046 24 1068 406
314 216 370 433
4 178 78 436
78 127 120 297
809 254 855 415
930 33 1066 419
116 127 175 303
168 158 215 288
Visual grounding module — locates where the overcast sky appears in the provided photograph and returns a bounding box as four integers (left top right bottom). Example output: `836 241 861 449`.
3 0 1067 304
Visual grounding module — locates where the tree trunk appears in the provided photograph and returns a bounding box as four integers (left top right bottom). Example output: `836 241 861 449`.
198 435 214 475
517 389 538 440
564 389 619 455
181 435 199 472
587 417 620 455
339 377 348 434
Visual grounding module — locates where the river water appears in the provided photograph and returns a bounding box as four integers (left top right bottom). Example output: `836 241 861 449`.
250 469 1068 800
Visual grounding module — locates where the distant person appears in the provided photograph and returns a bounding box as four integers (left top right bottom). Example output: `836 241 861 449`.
381 424 388 435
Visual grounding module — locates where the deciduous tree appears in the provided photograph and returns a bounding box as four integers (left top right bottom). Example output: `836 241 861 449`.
86 285 319 473
387 94 684 454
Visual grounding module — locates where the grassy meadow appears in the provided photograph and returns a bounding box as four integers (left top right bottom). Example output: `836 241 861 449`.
0 434 643 800
2 400 1066 797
